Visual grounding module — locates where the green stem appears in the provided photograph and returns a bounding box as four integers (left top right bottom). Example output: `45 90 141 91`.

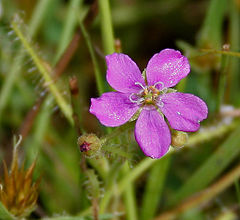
140 156 171 220
54 0 82 64
0 0 52 122
186 120 238 147
169 123 240 206
216 51 229 112
28 98 51 162
28 0 54 37
235 179 240 206
11 19 73 124
0 50 23 121
200 49 240 58
198 0 227 49
229 0 240 104
123 162 138 220
99 156 164 213
98 0 115 55
99 119 238 212
78 18 104 95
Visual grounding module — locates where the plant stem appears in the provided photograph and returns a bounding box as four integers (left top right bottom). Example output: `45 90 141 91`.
140 156 171 220
216 48 229 112
99 156 168 213
54 0 82 64
99 120 239 212
11 18 73 124
200 48 240 58
155 163 240 220
229 0 240 104
78 17 105 95
0 0 52 122
169 123 240 206
123 162 138 220
98 0 115 55
235 179 240 206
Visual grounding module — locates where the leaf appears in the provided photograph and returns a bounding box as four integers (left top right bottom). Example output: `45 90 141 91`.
43 213 114 220
140 156 171 220
0 202 15 220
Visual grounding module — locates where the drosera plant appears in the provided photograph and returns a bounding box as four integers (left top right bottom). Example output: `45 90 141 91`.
90 49 208 159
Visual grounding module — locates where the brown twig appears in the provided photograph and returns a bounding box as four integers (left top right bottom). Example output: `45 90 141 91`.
220 109 240 117
19 95 46 139
155 163 240 220
93 197 99 220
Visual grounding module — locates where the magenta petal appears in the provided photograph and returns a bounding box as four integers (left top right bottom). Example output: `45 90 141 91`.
90 92 139 127
146 49 190 88
106 53 146 93
160 92 208 132
135 109 171 159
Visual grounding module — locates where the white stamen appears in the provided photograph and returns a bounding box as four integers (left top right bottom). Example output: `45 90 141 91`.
157 101 164 108
161 87 168 94
154 81 168 93
137 98 145 105
129 93 139 103
135 82 146 90
177 111 181 115
154 81 164 88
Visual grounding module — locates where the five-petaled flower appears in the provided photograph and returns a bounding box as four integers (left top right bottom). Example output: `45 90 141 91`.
90 49 208 159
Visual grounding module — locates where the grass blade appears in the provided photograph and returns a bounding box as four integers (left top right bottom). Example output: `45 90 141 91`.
169 123 240 206
140 156 171 220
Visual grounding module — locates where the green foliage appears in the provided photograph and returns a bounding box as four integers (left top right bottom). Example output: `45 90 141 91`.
1 0 240 219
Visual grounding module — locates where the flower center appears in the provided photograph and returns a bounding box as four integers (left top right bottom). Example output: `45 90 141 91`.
129 82 167 108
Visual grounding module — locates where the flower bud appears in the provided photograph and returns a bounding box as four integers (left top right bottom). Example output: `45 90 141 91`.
171 131 188 148
78 133 102 157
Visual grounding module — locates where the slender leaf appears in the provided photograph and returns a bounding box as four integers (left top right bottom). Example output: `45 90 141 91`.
169 124 240 206
140 156 171 220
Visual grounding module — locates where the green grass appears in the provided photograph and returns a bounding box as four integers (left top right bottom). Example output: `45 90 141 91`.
1 0 240 219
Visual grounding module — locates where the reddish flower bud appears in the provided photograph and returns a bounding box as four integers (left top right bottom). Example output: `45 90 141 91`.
78 134 101 157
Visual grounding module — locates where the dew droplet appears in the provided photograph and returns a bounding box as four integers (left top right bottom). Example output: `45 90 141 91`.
7 30 14 36
40 91 46 97
28 66 37 73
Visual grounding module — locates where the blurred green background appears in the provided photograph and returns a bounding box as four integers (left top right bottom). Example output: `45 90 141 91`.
1 0 240 219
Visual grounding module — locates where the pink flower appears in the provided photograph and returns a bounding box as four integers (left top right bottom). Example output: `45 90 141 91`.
90 49 208 159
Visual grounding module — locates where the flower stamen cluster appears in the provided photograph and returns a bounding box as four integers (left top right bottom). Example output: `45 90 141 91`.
129 81 168 108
